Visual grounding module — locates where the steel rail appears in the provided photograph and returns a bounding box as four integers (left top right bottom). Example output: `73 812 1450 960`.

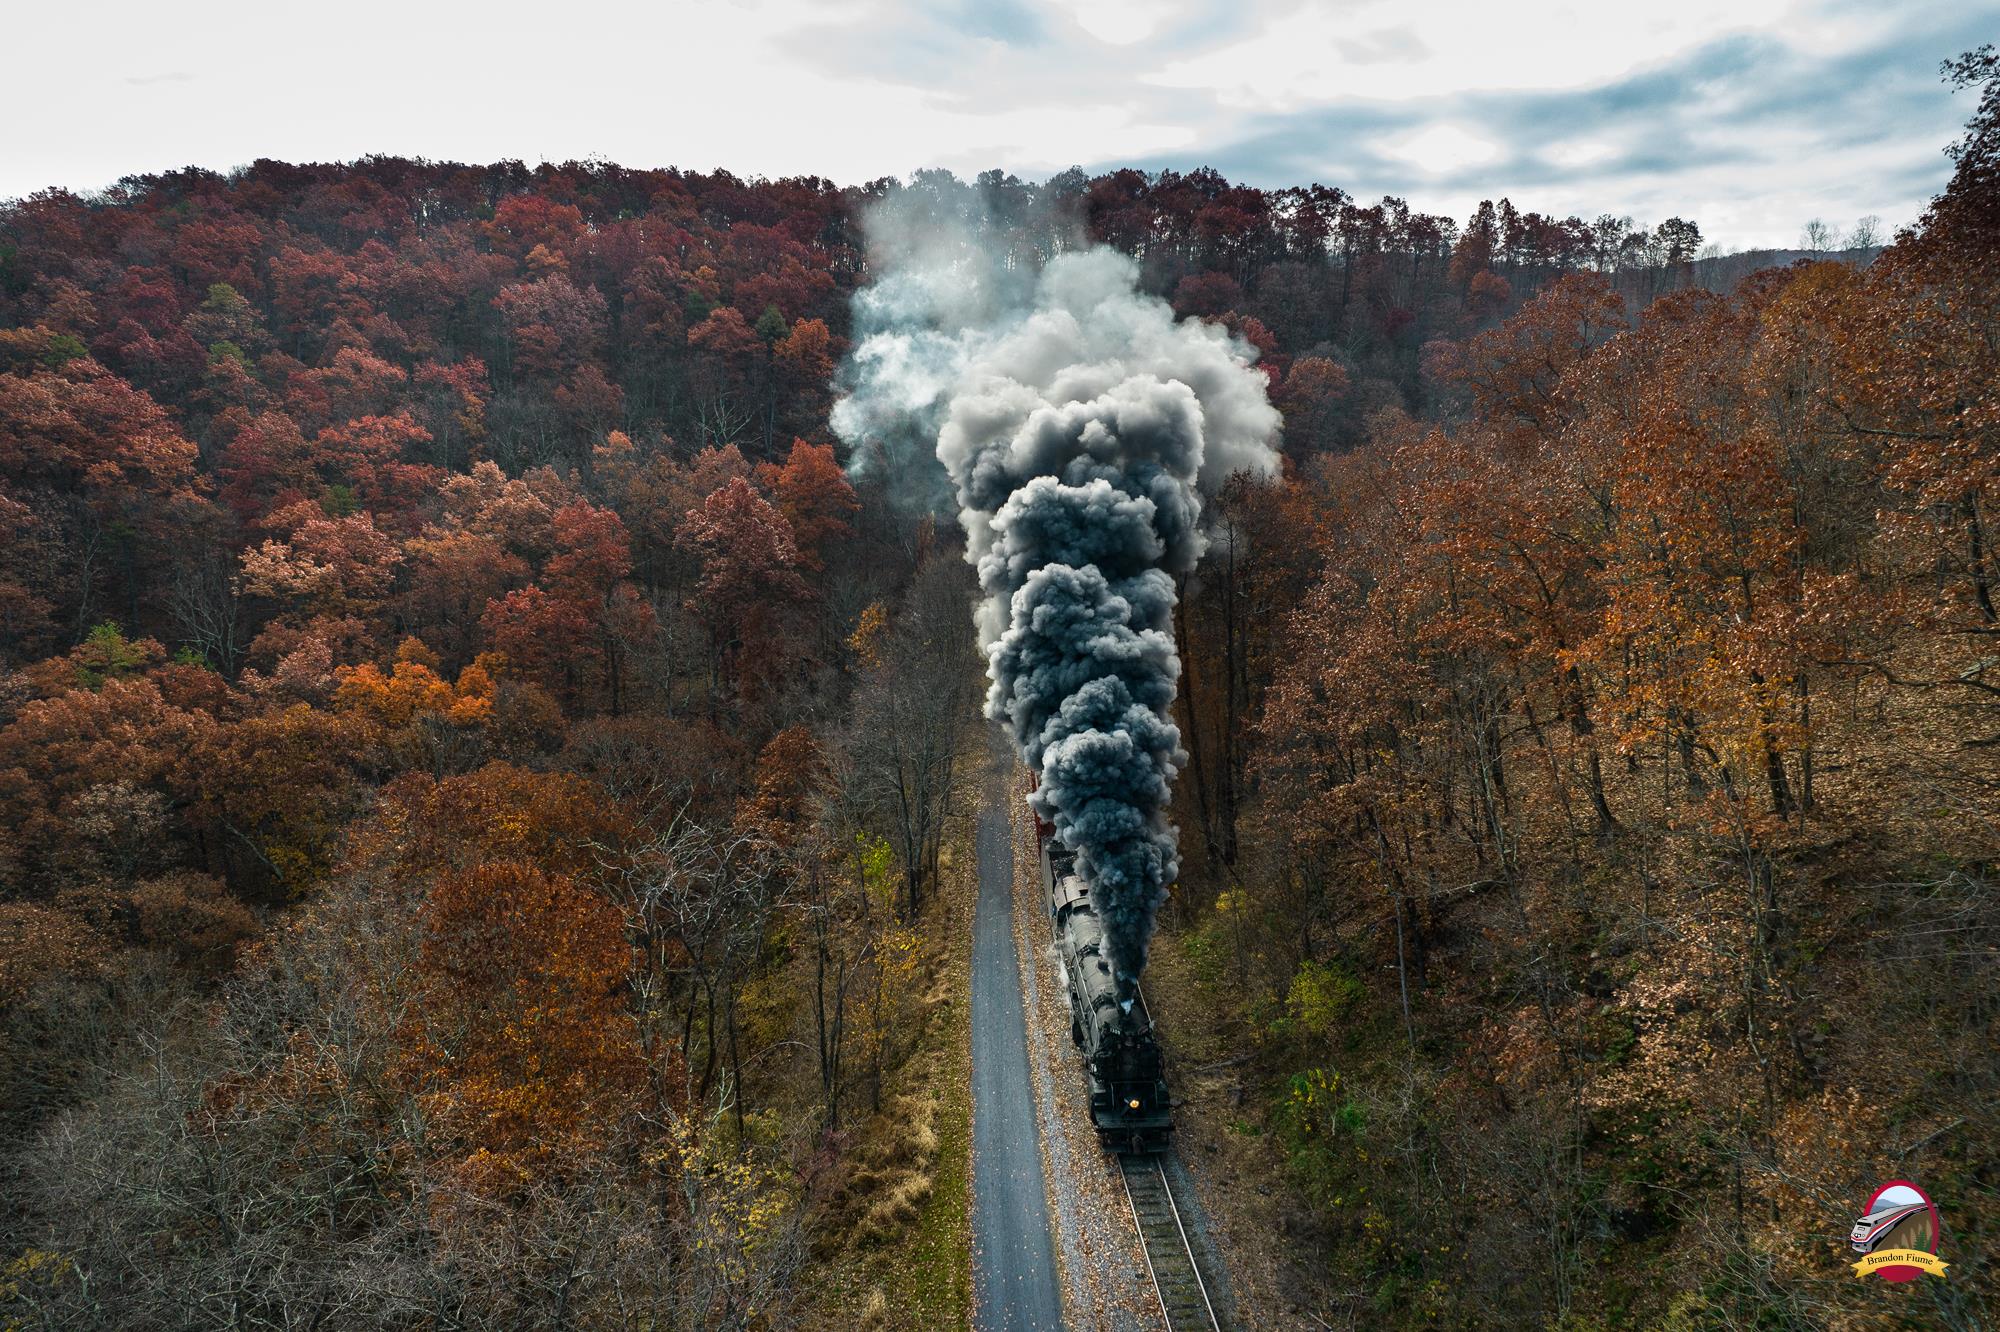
1118 1153 1222 1332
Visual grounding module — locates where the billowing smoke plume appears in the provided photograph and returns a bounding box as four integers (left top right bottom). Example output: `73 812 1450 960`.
829 189 1040 510
835 196 1280 991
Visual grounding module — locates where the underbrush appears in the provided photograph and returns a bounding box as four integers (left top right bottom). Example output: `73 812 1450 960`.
795 833 973 1332
1148 830 1998 1329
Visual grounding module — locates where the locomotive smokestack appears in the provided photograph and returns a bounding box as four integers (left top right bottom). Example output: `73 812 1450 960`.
835 199 1280 989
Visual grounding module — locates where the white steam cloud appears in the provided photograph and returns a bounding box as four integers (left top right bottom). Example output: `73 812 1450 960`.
834 192 1281 990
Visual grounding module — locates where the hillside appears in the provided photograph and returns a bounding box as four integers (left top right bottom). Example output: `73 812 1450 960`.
2 58 1996 1328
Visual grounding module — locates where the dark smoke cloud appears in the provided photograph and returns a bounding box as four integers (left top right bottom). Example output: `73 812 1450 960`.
835 213 1280 991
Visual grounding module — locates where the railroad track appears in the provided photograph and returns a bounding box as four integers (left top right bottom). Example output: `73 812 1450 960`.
1118 1152 1225 1332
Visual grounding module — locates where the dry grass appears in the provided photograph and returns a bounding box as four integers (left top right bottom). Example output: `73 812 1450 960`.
844 1084 945 1244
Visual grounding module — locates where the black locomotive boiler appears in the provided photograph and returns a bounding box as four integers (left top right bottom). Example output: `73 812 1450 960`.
1037 825 1172 1154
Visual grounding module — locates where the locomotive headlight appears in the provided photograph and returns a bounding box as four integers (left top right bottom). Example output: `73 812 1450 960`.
1127 1098 1141 1110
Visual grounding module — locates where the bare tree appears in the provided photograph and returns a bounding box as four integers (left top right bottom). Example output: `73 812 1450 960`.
839 556 978 918
167 547 244 676
6 875 805 1332
613 813 787 1138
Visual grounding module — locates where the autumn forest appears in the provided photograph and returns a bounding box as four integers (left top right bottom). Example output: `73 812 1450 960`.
0 43 1996 1332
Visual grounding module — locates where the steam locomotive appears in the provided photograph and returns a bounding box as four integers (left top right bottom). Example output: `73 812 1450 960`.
1036 820 1173 1154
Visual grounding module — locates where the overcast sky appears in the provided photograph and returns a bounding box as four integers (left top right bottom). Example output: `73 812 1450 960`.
6 0 1993 249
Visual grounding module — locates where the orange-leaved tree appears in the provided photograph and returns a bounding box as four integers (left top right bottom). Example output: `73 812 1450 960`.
396 861 645 1192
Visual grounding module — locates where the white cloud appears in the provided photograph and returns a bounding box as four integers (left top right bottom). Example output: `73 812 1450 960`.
1544 138 1620 171
0 0 1991 250
1066 0 1161 46
1384 124 1502 176
1149 0 1799 109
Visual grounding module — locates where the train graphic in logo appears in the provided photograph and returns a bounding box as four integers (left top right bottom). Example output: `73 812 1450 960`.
1848 1181 1947 1282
